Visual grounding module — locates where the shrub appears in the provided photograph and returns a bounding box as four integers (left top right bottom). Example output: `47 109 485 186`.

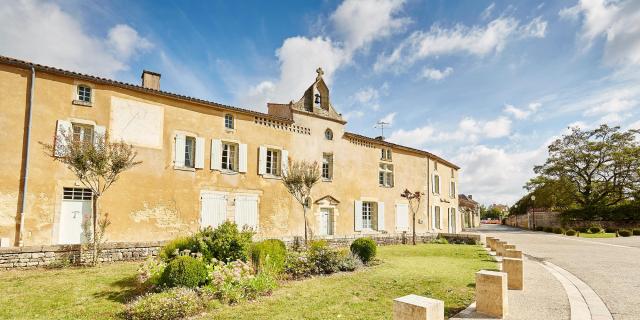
193 222 253 262
576 226 589 233
159 237 196 262
543 227 553 233
308 243 342 274
589 226 602 234
552 227 565 234
633 229 640 236
243 272 277 300
565 229 577 236
618 229 632 237
535 226 544 231
605 227 618 233
283 251 315 279
161 256 208 288
250 239 287 274
137 257 166 286
430 237 449 244
350 238 377 263
337 250 364 272
124 288 206 320
205 260 275 303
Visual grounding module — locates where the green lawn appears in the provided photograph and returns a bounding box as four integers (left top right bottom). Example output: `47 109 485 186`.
0 244 496 320
578 232 617 238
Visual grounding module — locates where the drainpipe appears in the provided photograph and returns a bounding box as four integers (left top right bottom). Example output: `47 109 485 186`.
18 66 35 246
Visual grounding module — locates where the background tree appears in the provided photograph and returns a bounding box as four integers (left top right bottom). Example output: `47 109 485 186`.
481 206 503 220
42 129 141 265
281 160 321 244
400 189 424 245
533 125 640 209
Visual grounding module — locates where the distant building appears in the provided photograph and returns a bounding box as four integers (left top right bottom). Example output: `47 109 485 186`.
458 194 480 228
489 204 509 216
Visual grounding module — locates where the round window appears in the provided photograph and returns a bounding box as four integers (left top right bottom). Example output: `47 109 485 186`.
325 129 333 140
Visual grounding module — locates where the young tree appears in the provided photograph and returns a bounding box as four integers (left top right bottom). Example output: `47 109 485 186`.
42 129 141 265
534 125 640 209
281 160 321 244
400 189 424 245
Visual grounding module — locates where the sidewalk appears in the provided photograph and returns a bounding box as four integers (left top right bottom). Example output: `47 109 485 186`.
451 240 570 320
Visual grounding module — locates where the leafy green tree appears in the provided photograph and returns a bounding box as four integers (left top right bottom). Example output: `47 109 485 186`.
533 125 640 209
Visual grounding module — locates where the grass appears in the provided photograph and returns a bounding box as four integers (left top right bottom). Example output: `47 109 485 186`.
578 232 617 238
0 244 496 320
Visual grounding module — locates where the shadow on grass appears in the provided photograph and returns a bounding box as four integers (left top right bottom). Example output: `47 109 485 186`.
93 275 145 304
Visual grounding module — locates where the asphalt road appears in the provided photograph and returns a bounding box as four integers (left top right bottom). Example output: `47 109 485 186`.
474 224 640 320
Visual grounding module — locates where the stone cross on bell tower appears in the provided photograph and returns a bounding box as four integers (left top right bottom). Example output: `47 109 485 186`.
316 67 324 80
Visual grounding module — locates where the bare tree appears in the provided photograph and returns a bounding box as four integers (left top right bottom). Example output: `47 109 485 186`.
281 160 321 244
401 189 424 245
42 129 141 265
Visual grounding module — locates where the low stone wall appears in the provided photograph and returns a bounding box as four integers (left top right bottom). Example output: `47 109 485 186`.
0 241 165 270
1 232 481 270
506 211 640 230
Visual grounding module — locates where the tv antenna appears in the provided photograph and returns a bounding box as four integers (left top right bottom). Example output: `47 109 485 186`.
375 121 390 138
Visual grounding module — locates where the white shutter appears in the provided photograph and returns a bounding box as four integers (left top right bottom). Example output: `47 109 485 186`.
354 200 363 231
174 134 186 167
211 139 222 170
235 195 259 230
258 146 267 175
195 137 205 169
93 125 106 147
377 202 385 231
200 192 227 229
238 143 248 173
438 176 442 195
431 174 436 193
281 149 289 174
440 207 444 229
431 206 436 230
396 203 409 231
55 120 72 157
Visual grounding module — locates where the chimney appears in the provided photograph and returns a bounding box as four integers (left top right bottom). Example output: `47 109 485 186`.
141 70 161 90
468 195 473 200
375 136 385 141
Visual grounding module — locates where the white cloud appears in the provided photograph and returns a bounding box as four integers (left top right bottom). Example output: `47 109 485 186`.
387 125 435 147
354 87 380 104
584 96 637 116
481 3 496 20
420 67 453 80
342 110 365 121
331 0 410 53
375 16 547 71
453 144 547 205
521 17 547 38
503 102 541 119
379 112 396 125
241 0 409 110
483 116 512 138
560 0 640 66
0 0 152 77
628 120 640 130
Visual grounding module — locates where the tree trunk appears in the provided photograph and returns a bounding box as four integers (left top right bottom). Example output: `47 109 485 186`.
303 206 308 245
92 196 99 266
412 213 416 245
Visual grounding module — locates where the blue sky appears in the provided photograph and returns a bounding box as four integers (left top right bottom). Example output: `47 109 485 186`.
1 0 639 205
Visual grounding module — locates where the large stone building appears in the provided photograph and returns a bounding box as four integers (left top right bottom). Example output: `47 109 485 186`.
0 56 460 247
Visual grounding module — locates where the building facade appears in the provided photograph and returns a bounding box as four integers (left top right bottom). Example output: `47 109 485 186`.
458 194 480 228
0 56 460 247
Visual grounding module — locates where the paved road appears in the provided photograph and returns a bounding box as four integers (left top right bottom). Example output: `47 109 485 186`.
473 224 640 320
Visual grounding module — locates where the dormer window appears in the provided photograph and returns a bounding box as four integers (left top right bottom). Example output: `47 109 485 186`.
77 85 91 103
325 129 333 140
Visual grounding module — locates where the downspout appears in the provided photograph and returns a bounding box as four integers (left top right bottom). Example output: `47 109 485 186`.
18 66 35 246
426 157 430 232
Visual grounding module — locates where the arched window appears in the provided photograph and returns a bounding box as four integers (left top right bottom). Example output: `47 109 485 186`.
324 128 333 140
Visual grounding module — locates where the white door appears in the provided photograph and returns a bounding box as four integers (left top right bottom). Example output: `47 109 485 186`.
59 199 92 244
201 192 227 229
235 195 259 230
319 208 333 236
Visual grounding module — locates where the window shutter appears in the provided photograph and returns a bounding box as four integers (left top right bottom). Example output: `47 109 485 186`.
431 174 436 193
377 202 385 231
235 195 259 231
238 143 248 173
396 203 409 231
200 192 227 229
438 176 441 195
211 139 222 170
431 205 435 230
354 200 363 231
54 120 72 157
440 207 444 230
93 125 106 147
195 137 205 169
281 149 289 174
174 134 186 167
258 146 267 175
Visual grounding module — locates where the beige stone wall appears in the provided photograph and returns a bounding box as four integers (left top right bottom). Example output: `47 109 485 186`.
0 64 461 246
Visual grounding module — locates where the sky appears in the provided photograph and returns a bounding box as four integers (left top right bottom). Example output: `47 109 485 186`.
1 0 639 205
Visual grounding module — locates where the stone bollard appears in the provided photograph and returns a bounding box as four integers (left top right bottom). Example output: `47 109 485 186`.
503 244 516 252
489 238 498 251
502 258 524 290
393 294 444 320
504 249 523 259
485 236 495 249
496 241 507 256
476 270 509 318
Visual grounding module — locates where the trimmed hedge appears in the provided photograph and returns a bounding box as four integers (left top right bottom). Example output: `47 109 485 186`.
633 229 640 236
605 227 618 233
535 226 544 231
160 256 208 288
250 239 287 274
552 227 565 234
619 229 632 237
543 227 553 233
565 229 577 236
589 226 602 234
562 203 640 221
350 238 377 264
